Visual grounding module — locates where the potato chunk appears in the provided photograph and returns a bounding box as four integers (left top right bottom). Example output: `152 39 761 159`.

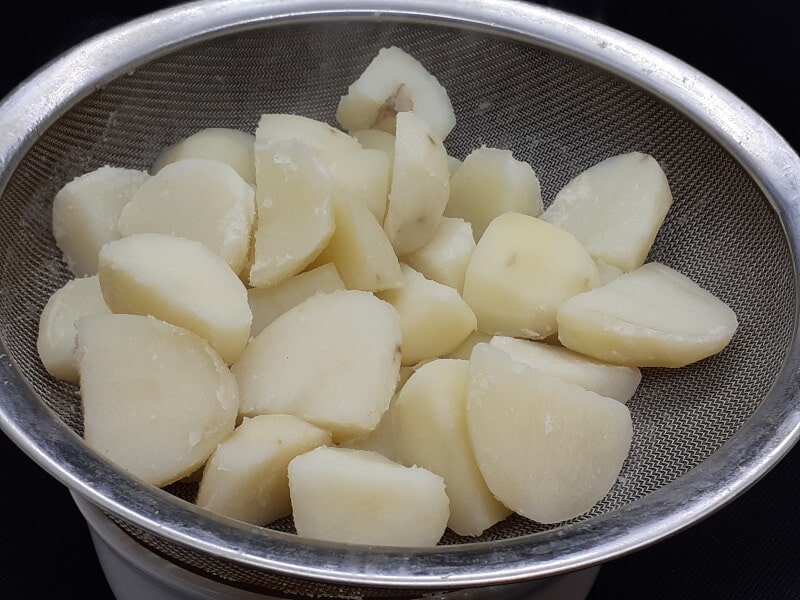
462 212 598 339
98 233 252 364
467 344 632 524
446 146 542 239
52 166 149 277
328 148 390 223
232 290 401 441
196 414 331 526
378 264 477 365
255 114 361 162
394 360 511 536
151 128 256 185
489 336 641 403
249 140 335 288
37 276 111 383
401 217 475 294
117 158 255 273
541 152 673 272
351 129 396 164
288 447 449 547
557 262 738 367
77 314 238 487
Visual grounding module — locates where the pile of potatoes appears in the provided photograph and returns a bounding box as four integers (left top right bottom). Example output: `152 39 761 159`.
37 47 738 547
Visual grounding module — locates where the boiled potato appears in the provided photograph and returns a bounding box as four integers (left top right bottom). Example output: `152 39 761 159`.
232 290 401 442
328 148 390 223
315 195 403 292
255 114 361 163
557 262 738 367
52 166 149 277
445 330 492 360
196 414 331 526
249 139 335 288
541 152 673 272
393 359 512 536
489 336 641 403
382 111 450 256
117 158 255 274
377 264 477 365
467 343 632 524
446 146 542 239
151 127 256 185
401 217 475 294
37 276 111 383
462 212 598 339
247 264 345 337
350 129 396 165
336 46 456 141
77 314 238 487
98 233 252 364
288 446 449 547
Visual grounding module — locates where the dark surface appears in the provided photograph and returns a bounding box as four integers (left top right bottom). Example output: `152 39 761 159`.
1 1 799 598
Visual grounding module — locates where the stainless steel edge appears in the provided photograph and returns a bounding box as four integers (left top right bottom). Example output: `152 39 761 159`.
1 0 799 588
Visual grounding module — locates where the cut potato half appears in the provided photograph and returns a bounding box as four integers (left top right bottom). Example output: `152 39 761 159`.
288 446 449 547
557 262 738 367
196 414 331 526
401 217 475 294
467 343 632 524
98 233 252 365
541 152 673 272
77 314 238 487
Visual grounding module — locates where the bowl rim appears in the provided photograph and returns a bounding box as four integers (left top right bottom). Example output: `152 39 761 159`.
1 0 799 589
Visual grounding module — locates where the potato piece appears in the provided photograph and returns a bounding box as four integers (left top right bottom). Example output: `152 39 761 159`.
255 114 360 163
467 344 632 524
77 314 238 487
462 213 598 339
445 330 492 360
288 447 449 547
382 111 450 256
232 290 401 441
336 46 456 141
117 158 255 273
351 129 396 164
250 140 335 288
489 336 641 403
401 217 475 294
541 152 673 272
248 264 345 337
557 262 738 367
196 414 331 526
317 196 402 292
98 233 252 364
37 276 111 383
446 146 542 239
52 166 149 277
378 264 476 365
151 128 256 185
329 148 390 223
394 360 511 536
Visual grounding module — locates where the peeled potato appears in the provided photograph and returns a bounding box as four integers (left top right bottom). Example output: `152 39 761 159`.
378 264 477 365
541 152 673 272
196 414 331 526
328 148 390 223
232 290 401 441
467 343 632 524
98 233 252 364
382 111 450 256
151 128 256 185
393 359 511 536
557 262 738 367
350 129 396 164
445 330 492 360
255 114 361 163
489 336 641 403
288 446 449 547
250 139 335 288
401 217 475 294
462 212 598 339
52 166 149 277
247 263 345 338
446 146 543 239
37 276 111 383
117 158 255 273
77 314 238 487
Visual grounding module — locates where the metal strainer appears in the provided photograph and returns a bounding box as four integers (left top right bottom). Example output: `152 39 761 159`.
1 0 799 597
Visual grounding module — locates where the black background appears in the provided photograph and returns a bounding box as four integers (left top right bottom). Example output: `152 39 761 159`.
2 1 800 598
